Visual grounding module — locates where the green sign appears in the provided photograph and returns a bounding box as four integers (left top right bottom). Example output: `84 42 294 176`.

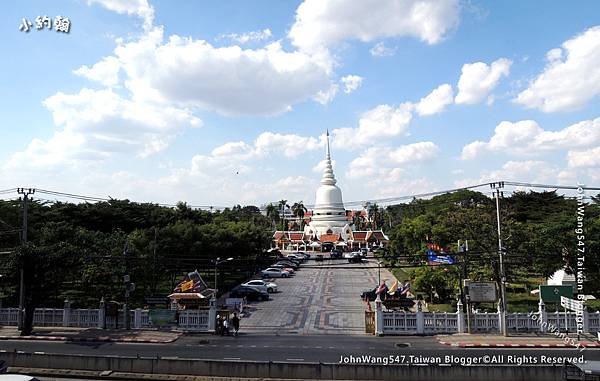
540 285 574 303
148 309 177 327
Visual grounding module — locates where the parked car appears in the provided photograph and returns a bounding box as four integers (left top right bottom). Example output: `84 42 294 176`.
242 279 278 293
294 251 311 259
261 268 291 278
286 254 304 262
346 252 362 263
360 248 369 257
315 254 324 262
229 286 269 301
330 249 343 259
270 263 295 273
275 260 299 269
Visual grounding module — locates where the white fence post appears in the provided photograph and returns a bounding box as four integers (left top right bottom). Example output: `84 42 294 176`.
134 308 142 329
375 296 384 336
497 301 503 334
98 298 105 329
538 300 547 333
208 297 217 332
416 301 424 334
62 299 71 327
456 300 465 333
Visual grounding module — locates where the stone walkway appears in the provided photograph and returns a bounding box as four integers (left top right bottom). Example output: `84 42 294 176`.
239 257 397 335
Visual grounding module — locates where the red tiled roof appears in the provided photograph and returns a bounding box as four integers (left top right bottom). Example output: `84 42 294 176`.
372 231 389 241
352 231 369 241
289 232 305 241
319 233 341 243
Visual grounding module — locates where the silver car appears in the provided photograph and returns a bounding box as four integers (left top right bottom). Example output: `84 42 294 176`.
242 279 278 293
261 268 290 278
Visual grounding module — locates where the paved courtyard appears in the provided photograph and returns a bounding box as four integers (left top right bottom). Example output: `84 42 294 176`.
239 257 397 335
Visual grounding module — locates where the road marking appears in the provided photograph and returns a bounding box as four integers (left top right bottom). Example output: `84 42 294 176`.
33 351 45 354
224 357 241 360
286 358 305 361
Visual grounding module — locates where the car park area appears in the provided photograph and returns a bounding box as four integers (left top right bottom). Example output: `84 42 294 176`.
237 256 397 335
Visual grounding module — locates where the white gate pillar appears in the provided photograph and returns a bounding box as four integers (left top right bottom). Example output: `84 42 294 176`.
208 297 217 332
456 300 465 333
416 301 424 334
538 299 547 333
375 295 384 336
62 299 71 327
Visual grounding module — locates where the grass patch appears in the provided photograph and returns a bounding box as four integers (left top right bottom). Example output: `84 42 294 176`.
427 303 455 313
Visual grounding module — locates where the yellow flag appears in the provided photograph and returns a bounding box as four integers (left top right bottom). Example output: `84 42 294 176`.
388 280 398 294
181 280 194 292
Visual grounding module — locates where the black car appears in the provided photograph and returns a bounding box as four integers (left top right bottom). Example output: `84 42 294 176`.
230 286 269 301
276 260 299 269
330 249 343 259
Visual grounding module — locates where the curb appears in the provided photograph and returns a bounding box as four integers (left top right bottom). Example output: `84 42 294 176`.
438 340 600 348
0 335 178 343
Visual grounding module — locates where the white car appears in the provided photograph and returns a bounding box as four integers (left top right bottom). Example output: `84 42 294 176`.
344 251 361 259
261 268 290 278
242 279 278 293
0 375 41 381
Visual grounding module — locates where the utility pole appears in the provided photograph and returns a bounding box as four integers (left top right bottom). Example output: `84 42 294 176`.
458 240 471 333
17 188 35 332
123 240 133 330
491 181 507 337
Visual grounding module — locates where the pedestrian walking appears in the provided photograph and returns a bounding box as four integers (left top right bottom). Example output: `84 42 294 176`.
231 312 240 336
222 316 230 336
216 315 223 335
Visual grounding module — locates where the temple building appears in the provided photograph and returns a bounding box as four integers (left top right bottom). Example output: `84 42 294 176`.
272 131 389 251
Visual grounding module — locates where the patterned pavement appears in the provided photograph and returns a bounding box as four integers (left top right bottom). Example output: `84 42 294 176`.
239 257 397 335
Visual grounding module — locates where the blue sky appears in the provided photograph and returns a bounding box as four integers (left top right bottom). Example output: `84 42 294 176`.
1 0 599 207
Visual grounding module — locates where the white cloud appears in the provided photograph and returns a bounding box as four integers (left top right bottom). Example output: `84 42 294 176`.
461 117 600 159
346 141 439 179
515 26 600 112
253 132 322 158
341 75 363 94
218 29 273 44
3 88 200 170
313 83 339 105
289 0 459 52
370 42 396 57
567 147 600 168
94 29 335 116
331 104 413 150
414 83 454 116
73 56 121 87
87 0 154 29
455 58 512 104
454 160 561 188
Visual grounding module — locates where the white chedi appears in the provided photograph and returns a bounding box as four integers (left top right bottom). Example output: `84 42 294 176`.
304 131 352 240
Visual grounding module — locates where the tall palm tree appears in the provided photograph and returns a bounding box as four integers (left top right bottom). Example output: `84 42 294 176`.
265 203 279 229
278 199 289 231
291 201 308 230
368 203 381 230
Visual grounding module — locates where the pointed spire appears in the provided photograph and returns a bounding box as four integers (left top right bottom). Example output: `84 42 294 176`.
321 130 336 186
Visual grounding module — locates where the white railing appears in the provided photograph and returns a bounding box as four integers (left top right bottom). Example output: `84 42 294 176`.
0 308 20 326
0 307 209 332
424 312 457 333
380 308 600 335
69 309 99 327
177 310 210 331
382 311 418 333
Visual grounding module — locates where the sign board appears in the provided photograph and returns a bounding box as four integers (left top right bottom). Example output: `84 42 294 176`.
225 298 246 312
540 285 573 303
560 296 584 312
148 309 177 327
467 282 497 302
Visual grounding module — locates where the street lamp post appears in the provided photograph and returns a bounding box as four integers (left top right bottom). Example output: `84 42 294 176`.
213 257 233 302
491 182 508 337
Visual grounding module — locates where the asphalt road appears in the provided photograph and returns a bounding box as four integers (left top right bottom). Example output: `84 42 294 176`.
1 334 599 363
